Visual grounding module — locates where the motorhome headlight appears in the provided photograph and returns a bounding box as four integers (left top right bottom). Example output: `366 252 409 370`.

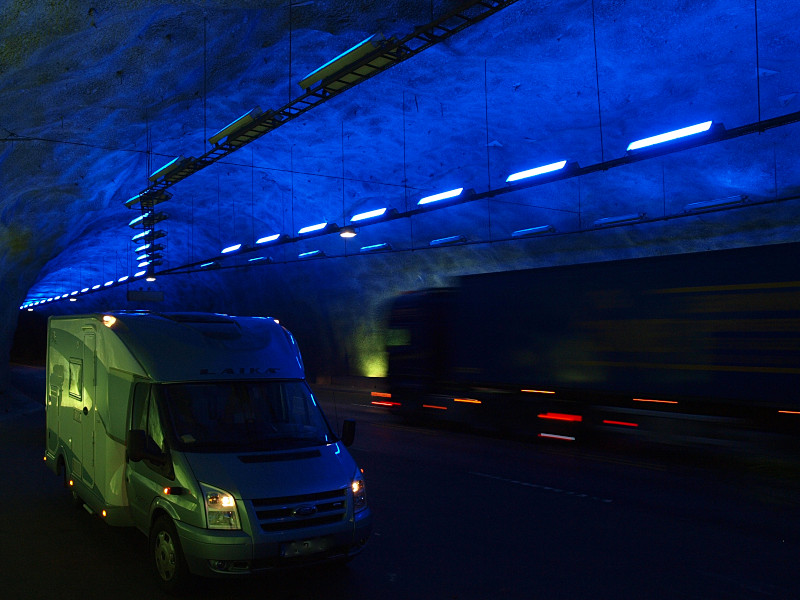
351 477 367 513
200 483 241 530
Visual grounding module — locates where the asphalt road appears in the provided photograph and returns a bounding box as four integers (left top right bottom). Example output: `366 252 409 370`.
3 369 800 599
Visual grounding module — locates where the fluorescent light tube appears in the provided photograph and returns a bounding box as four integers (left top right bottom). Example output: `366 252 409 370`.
418 188 464 205
118 276 129 283
298 222 328 235
627 121 713 151
128 212 150 228
256 233 282 244
298 250 323 259
429 235 466 247
134 270 147 277
221 243 242 254
351 207 387 222
512 225 555 238
209 107 261 145
360 243 392 253
149 155 188 182
593 213 645 227
506 160 567 183
684 195 747 212
299 34 384 90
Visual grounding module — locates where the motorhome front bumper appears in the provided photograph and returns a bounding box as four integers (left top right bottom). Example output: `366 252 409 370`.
175 508 372 577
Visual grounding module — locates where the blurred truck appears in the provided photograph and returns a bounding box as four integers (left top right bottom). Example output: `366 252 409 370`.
386 242 800 445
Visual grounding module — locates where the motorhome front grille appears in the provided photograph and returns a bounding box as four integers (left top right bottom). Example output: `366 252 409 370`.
252 489 347 533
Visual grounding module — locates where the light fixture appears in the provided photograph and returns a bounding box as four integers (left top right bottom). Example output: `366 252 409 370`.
134 270 147 278
104 281 114 287
248 256 269 262
128 212 150 228
626 121 715 152
298 250 324 259
360 242 392 253
146 276 157 282
256 233 284 245
221 243 242 254
506 160 568 183
118 276 130 283
91 284 101 290
148 155 191 182
298 222 338 235
418 188 464 206
299 33 394 91
125 190 172 209
200 261 219 269
429 235 466 247
593 213 646 227
684 194 748 212
512 225 555 238
131 229 152 242
339 227 357 238
351 207 388 222
81 288 89 293
209 107 262 145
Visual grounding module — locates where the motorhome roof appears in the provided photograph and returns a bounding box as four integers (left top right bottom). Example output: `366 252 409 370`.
83 312 305 382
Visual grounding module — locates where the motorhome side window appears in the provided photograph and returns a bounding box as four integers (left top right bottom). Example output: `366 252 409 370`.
68 359 82 399
131 383 166 453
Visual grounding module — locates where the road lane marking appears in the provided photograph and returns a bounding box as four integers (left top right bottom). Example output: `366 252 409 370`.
470 471 613 503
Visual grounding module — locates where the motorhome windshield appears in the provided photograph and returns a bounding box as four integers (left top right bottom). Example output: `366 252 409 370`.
159 380 333 452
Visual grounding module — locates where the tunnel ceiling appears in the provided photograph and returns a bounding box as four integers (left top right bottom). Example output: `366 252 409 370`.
3 0 800 313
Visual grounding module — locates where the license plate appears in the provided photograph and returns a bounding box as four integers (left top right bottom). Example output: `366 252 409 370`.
280 536 333 558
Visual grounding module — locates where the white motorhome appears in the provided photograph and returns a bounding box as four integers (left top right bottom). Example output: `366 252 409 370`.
44 312 371 591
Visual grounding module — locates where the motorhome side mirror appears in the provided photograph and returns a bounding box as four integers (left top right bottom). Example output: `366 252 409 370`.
341 419 356 447
126 429 148 462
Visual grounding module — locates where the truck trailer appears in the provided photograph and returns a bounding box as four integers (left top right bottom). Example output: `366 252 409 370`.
386 242 800 445
45 311 371 591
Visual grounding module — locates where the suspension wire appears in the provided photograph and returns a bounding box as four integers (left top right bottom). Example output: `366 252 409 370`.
754 0 762 123
591 0 605 162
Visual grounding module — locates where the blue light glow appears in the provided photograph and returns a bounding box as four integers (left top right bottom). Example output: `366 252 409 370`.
429 235 466 246
360 242 392 253
627 121 713 151
418 188 464 205
200 262 216 268
298 222 328 235
131 229 151 242
512 224 555 237
298 250 322 258
351 207 387 222
506 160 567 183
135 243 151 253
248 256 267 262
221 243 242 254
128 212 150 227
256 233 281 244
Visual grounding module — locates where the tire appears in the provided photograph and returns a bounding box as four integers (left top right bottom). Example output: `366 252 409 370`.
150 515 193 594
